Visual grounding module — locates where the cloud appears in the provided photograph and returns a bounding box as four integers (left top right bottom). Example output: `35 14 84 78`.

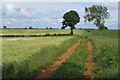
19 7 36 17
4 21 11 24
3 3 37 18
51 22 59 24
4 3 16 15
9 18 16 21
2 0 119 2
56 18 63 22
52 15 61 19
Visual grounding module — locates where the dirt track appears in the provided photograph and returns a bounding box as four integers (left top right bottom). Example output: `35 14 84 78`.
35 39 81 79
84 41 96 79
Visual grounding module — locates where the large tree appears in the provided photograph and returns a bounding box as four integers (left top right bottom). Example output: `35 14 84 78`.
62 10 80 35
3 26 7 29
84 5 110 36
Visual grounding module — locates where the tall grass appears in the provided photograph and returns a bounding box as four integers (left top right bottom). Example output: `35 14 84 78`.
2 36 80 78
88 30 118 78
2 37 73 64
50 39 88 78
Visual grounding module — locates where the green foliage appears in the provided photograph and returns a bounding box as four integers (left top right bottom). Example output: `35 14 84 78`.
29 26 33 29
104 26 108 30
84 5 110 30
61 26 66 29
1 34 72 37
62 10 80 35
3 26 7 29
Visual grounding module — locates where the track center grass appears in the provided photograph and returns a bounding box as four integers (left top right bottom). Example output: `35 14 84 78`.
50 39 88 78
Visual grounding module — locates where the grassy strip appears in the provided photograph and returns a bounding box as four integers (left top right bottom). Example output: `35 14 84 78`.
2 36 80 78
89 36 118 78
50 39 88 79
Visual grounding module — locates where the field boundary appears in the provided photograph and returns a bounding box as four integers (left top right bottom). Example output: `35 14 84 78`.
0 34 72 37
35 39 82 79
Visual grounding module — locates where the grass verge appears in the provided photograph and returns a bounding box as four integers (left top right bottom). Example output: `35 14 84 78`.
89 36 118 78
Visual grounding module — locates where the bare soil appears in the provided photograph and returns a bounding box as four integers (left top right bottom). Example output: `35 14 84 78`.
35 39 81 79
84 41 96 79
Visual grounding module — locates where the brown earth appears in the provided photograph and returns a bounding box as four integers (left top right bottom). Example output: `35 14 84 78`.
35 39 82 79
84 41 96 79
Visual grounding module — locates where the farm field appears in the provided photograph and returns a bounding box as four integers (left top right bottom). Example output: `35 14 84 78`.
1 29 119 79
2 29 84 78
2 37 74 63
1 29 85 35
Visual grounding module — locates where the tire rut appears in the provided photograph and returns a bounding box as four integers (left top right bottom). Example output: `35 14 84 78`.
35 39 82 79
84 41 96 79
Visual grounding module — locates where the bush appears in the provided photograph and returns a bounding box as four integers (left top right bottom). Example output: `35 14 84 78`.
44 34 50 36
86 29 90 32
29 26 33 29
1 34 72 37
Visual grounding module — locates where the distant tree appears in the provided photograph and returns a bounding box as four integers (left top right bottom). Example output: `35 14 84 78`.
104 26 108 30
62 10 80 35
46 27 49 29
84 5 110 36
24 27 27 29
29 26 33 29
61 26 65 29
49 27 52 29
3 26 7 29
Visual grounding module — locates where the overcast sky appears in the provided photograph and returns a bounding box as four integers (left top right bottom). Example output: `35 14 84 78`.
1 2 118 29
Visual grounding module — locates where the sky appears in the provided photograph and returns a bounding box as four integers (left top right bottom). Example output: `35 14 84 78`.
1 0 119 2
1 2 119 29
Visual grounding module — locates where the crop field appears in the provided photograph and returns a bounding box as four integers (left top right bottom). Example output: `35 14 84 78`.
2 29 84 78
1 29 119 79
1 29 85 35
3 37 74 63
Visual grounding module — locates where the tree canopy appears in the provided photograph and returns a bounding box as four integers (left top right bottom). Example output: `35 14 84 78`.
84 5 110 30
29 26 33 29
62 10 80 35
3 26 7 29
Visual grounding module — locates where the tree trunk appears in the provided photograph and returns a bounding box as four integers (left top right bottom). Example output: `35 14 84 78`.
70 28 73 35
